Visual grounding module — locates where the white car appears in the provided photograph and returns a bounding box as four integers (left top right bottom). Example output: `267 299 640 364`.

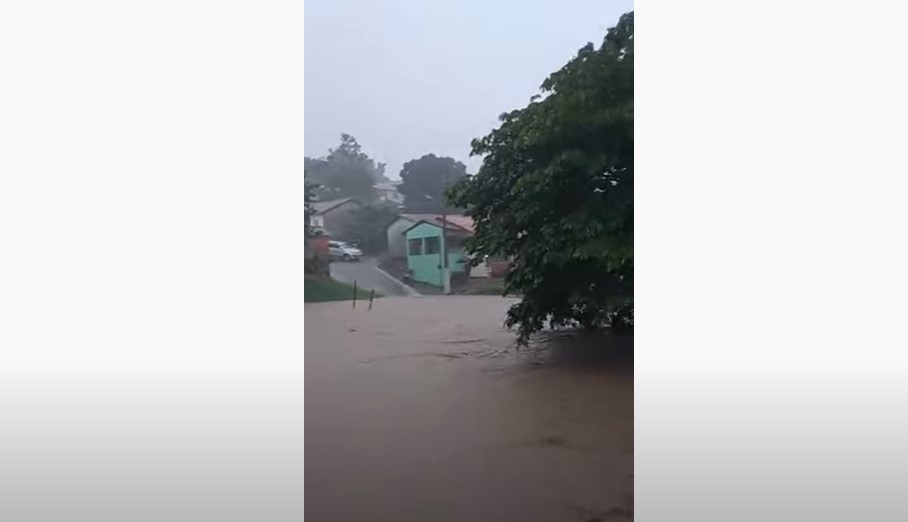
328 241 362 262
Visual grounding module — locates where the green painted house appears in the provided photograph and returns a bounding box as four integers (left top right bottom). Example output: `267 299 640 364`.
404 216 474 287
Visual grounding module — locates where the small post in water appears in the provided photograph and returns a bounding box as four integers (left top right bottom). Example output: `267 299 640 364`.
352 280 357 309
368 289 375 310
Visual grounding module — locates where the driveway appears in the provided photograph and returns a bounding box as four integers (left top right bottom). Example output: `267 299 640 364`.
329 256 415 297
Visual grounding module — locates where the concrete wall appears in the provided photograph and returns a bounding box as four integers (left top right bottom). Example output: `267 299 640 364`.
386 217 414 258
488 259 511 278
470 259 490 278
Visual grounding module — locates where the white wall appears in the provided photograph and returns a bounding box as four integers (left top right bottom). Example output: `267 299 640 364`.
386 218 414 258
469 259 490 278
377 189 403 205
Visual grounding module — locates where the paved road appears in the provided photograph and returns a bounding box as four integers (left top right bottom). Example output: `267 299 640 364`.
329 257 415 297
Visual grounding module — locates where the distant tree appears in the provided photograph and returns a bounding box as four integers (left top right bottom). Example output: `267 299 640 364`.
398 154 468 213
304 157 331 195
450 11 634 343
397 154 467 213
305 134 383 202
338 205 399 255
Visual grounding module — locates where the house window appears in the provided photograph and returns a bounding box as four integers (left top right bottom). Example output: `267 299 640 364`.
425 236 441 254
408 238 423 255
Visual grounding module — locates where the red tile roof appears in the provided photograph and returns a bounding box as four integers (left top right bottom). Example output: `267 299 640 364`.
398 213 474 233
443 215 474 233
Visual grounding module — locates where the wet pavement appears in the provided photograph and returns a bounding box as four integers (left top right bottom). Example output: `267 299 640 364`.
305 296 633 521
329 257 415 297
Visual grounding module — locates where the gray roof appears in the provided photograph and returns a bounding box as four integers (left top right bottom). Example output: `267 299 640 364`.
311 197 361 214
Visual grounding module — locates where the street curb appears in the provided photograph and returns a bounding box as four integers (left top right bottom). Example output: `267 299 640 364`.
374 265 421 297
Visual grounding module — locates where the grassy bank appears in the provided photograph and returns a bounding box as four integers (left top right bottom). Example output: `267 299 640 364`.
305 275 382 302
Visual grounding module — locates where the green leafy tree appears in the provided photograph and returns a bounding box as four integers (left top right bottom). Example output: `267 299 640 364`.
305 134 383 202
305 157 330 194
398 154 468 213
338 205 399 254
450 11 634 342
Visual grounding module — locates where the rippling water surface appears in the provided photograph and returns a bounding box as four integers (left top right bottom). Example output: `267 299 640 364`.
306 296 633 521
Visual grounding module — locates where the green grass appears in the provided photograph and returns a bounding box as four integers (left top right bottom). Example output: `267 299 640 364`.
305 275 382 302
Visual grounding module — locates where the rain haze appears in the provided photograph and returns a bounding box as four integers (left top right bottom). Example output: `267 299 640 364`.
306 5 635 520
305 0 634 177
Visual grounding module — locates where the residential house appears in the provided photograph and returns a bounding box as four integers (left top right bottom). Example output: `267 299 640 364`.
385 214 444 258
403 215 481 287
387 213 499 280
373 181 404 207
309 198 363 239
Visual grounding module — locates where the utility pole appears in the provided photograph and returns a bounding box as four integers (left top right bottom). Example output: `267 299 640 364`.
441 208 450 294
440 173 451 294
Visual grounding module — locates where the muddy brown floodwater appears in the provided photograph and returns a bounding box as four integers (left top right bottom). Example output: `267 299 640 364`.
305 296 633 522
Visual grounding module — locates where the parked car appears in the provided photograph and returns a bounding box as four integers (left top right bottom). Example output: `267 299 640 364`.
328 240 362 262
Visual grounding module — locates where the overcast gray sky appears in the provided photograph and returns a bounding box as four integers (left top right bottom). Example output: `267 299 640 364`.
305 0 634 178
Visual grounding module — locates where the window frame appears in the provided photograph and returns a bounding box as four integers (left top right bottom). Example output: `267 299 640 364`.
424 236 441 255
408 238 424 256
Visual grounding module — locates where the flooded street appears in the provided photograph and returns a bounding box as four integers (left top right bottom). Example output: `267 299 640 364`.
329 257 415 297
305 296 633 522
